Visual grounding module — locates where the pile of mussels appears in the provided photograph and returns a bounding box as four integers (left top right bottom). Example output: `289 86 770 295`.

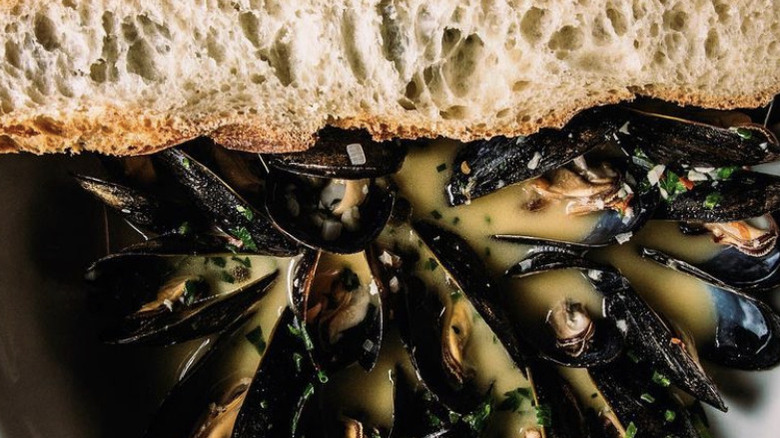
79 97 780 438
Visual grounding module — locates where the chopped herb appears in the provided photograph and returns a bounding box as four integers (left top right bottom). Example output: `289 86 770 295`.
448 412 461 424
339 268 360 291
590 393 599 399
210 256 227 268
535 404 552 427
492 335 497 344
734 126 753 140
691 413 713 438
450 290 463 302
430 210 443 220
640 393 656 403
484 247 491 257
317 370 329 383
260 400 268 409
427 412 443 428
625 421 638 438
220 270 236 283
497 387 533 412
177 221 191 235
236 205 254 221
703 192 722 209
452 216 461 225
716 166 738 180
664 409 677 422
436 163 448 172
292 352 303 373
484 215 492 224
288 324 315 351
425 258 439 271
181 157 191 169
652 371 671 387
659 170 689 201
292 383 316 435
231 256 252 268
245 326 266 354
230 226 258 251
462 399 493 433
181 279 201 306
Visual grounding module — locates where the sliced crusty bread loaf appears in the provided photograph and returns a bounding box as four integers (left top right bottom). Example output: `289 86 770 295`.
0 0 778 155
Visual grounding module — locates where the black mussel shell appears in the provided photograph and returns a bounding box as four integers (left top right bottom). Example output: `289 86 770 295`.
74 174 202 235
617 108 780 168
530 362 592 438
656 170 780 223
391 366 459 438
445 106 624 206
155 148 300 257
264 127 408 179
103 271 279 345
265 170 395 254
641 247 780 370
413 220 530 370
232 309 318 438
507 251 725 411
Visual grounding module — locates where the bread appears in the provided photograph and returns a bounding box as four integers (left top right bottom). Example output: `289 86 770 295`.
0 0 778 155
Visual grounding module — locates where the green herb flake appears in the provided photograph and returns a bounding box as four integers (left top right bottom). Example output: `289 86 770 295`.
230 226 258 251
734 126 753 140
492 335 498 344
427 413 443 428
448 412 461 424
703 192 723 209
245 326 266 355
535 404 552 427
625 421 638 438
497 387 533 413
317 370 329 383
340 268 361 291
484 215 492 224
436 163 448 172
425 258 439 271
231 256 252 268
292 383 316 435
292 352 303 373
692 413 713 438
236 205 255 221
452 216 461 225
484 247 491 257
430 210 443 220
288 324 315 351
182 279 200 306
716 166 738 180
664 409 677 423
652 371 671 387
220 271 236 283
462 399 493 433
659 170 688 200
260 400 268 409
177 221 191 235
181 157 191 169
640 393 656 404
450 290 463 302
210 257 227 268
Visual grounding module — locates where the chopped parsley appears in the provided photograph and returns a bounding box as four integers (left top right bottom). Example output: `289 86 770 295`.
652 371 671 387
535 404 552 427
317 370 329 383
292 383 316 435
716 166 738 180
181 279 201 306
703 192 722 209
497 387 533 412
231 256 252 268
236 205 254 221
659 170 689 200
450 290 463 302
230 226 258 251
484 247 491 257
462 399 493 433
177 221 191 235
181 157 191 169
288 323 315 351
452 216 461 225
436 163 448 172
292 352 303 373
640 393 656 404
625 421 638 438
664 409 677 422
245 326 266 354
484 215 492 224
220 270 235 283
430 210 443 220
210 256 227 268
424 258 439 271
734 126 753 140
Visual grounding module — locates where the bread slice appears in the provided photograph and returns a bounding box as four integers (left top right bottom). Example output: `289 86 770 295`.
0 0 778 155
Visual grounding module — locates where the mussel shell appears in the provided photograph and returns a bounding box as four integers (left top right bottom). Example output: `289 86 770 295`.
264 127 408 179
232 309 318 438
265 171 395 254
589 357 701 438
656 170 780 223
617 108 780 167
413 220 530 370
104 271 279 345
74 174 201 235
506 251 725 411
641 247 780 370
116 233 268 256
445 106 623 206
536 318 625 368
155 148 301 257
529 363 592 438
390 366 457 438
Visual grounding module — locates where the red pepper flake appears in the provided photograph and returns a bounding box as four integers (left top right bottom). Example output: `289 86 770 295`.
679 177 694 190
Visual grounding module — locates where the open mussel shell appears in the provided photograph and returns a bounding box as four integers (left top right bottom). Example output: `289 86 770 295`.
263 127 408 179
288 249 383 372
265 170 395 254
232 308 319 438
104 271 279 346
641 247 780 370
656 169 780 223
506 251 726 411
616 107 780 167
155 148 301 257
412 220 530 371
445 106 625 206
115 233 269 256
74 174 203 235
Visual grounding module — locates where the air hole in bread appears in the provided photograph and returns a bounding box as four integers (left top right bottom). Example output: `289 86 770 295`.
34 14 59 51
239 11 261 48
606 7 628 36
127 40 160 81
440 105 468 120
548 26 584 51
705 30 720 59
520 7 550 44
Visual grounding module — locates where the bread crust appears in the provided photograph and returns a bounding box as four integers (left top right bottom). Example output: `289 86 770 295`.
1 84 778 156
